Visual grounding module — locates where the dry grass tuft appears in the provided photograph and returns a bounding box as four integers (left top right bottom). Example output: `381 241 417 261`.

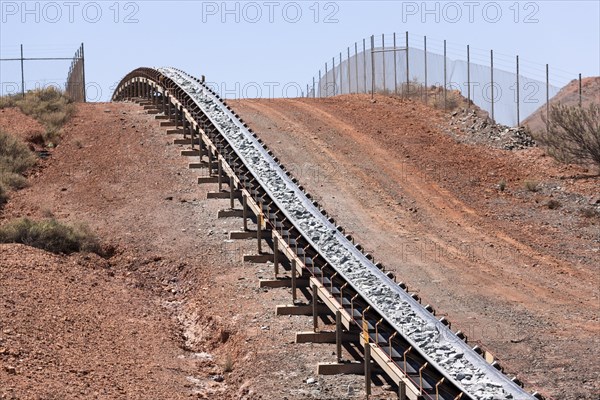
0 218 101 255
0 87 74 144
0 130 37 205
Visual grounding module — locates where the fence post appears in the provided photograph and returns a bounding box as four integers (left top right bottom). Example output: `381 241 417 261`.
382 34 386 92
579 73 582 107
371 35 375 98
393 32 398 95
467 45 470 109
516 55 520 126
443 40 447 111
332 57 336 95
347 47 351 93
363 38 367 94
325 63 328 96
339 52 343 94
355 42 359 94
546 64 549 133
491 49 494 121
20 44 25 98
319 69 322 98
424 36 427 104
80 43 86 102
406 31 409 98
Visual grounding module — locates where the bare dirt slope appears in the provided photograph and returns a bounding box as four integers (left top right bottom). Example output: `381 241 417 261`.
1 103 391 400
1 95 598 400
1 244 193 400
0 108 45 142
523 76 600 134
230 94 600 400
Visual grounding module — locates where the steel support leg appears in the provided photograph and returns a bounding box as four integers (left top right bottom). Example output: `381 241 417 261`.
312 285 319 332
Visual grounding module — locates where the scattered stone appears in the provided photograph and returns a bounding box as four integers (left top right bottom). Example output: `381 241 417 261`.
444 108 536 150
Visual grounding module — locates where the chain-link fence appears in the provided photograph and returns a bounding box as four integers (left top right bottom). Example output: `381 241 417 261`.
65 44 86 102
0 43 86 102
305 32 581 127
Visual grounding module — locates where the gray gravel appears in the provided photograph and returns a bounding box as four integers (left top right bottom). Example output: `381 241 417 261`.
446 108 536 150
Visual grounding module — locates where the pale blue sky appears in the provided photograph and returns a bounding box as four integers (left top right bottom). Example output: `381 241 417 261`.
1 0 599 101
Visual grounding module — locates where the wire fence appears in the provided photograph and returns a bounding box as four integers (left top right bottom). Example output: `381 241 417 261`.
304 32 584 127
0 43 86 102
65 44 86 102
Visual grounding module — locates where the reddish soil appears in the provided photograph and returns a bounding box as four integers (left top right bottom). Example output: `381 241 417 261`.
0 244 193 399
1 94 598 400
230 94 600 400
1 103 391 400
0 107 45 143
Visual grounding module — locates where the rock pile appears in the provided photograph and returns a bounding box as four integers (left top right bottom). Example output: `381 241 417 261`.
448 108 536 150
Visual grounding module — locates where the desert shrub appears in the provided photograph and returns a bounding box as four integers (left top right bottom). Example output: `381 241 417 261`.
537 103 600 170
222 354 233 373
524 180 539 192
546 199 561 209
0 218 101 254
0 130 36 205
14 87 74 134
580 207 600 219
0 184 7 205
498 180 506 192
0 173 28 190
0 88 74 143
432 89 461 111
0 94 17 109
0 130 36 174
400 77 427 101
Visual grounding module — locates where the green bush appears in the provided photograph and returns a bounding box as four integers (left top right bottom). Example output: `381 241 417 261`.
0 218 101 255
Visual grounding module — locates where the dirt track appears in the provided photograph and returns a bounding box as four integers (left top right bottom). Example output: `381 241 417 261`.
1 96 599 399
